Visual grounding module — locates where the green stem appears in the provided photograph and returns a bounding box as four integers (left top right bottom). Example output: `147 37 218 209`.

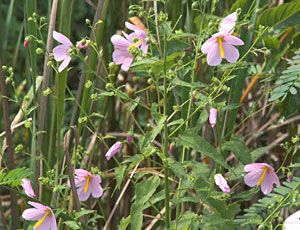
163 34 171 229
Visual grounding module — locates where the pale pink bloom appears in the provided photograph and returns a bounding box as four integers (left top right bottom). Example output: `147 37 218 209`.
105 141 122 160
22 201 57 230
244 163 280 194
214 173 230 193
68 169 103 202
21 178 36 198
125 22 148 53
284 210 300 230
111 22 148 71
52 31 72 72
219 12 237 34
209 108 218 128
201 12 243 66
76 40 87 49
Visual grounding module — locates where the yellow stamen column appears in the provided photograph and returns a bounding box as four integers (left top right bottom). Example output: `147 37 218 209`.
257 166 269 186
34 210 51 228
217 37 225 58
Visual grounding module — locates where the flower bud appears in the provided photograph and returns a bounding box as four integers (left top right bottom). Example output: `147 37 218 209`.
209 108 218 128
127 134 132 145
169 142 175 154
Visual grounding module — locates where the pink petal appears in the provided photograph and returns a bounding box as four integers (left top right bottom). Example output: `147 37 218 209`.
260 175 274 194
201 37 216 54
121 57 134 71
112 49 131 65
77 186 92 201
53 31 72 46
58 56 71 72
90 180 103 198
28 202 47 210
49 210 57 230
244 170 263 187
141 42 148 54
22 208 45 221
35 216 51 230
21 178 36 198
111 34 131 48
53 45 69 62
206 43 222 66
75 169 89 177
244 163 270 172
214 174 230 193
223 43 239 63
219 12 237 34
125 22 141 32
224 35 244 46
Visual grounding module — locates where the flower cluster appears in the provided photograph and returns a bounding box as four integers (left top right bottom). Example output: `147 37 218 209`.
21 141 123 229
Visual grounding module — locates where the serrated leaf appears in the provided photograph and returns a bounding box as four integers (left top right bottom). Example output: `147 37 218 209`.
115 165 127 189
222 137 251 164
64 221 81 230
118 216 131 230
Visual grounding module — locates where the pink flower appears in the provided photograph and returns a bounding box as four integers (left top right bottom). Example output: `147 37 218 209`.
214 173 230 193
219 12 237 34
209 108 218 128
105 141 122 160
244 163 280 194
76 40 88 49
52 31 72 72
111 22 148 71
24 38 29 48
284 210 300 230
201 12 244 66
21 178 36 198
22 201 57 230
68 169 103 202
125 22 148 53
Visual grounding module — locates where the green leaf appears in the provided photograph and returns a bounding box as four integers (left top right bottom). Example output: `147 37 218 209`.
115 165 127 189
221 137 252 164
118 216 131 230
176 130 228 168
64 221 81 230
130 176 160 230
257 1 300 27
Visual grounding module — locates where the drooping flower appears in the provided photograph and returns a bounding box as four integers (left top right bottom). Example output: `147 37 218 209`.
105 141 122 160
214 173 231 193
209 108 218 128
52 31 73 72
22 201 57 230
244 163 280 194
284 210 300 230
68 169 103 202
201 12 244 66
21 178 36 198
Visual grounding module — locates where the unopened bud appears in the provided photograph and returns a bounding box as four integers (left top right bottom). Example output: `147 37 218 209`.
169 142 175 154
209 108 217 128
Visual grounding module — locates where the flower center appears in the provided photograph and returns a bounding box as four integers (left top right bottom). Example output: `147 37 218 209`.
34 209 51 228
257 166 269 186
128 39 143 51
217 37 225 58
84 175 91 193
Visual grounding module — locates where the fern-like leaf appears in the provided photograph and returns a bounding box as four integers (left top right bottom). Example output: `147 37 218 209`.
234 177 300 228
269 48 300 102
0 167 32 187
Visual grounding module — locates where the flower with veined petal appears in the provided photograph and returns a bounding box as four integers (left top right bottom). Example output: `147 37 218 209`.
105 141 122 160
244 163 280 194
22 201 57 230
68 169 103 202
52 31 72 72
201 12 244 66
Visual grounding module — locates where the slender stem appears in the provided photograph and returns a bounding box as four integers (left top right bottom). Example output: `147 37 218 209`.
163 33 170 229
0 61 18 229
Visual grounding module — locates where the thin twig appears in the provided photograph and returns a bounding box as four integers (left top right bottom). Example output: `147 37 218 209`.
103 163 139 230
0 61 18 229
145 207 165 230
37 0 59 195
